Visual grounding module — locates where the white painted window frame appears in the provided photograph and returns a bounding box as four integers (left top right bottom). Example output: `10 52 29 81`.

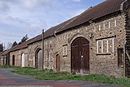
97 41 99 54
106 39 109 53
101 40 104 53
114 19 117 27
63 45 68 56
99 25 101 31
103 23 105 29
112 38 115 53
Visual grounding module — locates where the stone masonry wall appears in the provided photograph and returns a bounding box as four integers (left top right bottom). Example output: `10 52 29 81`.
44 14 126 77
27 41 42 68
9 13 126 77
10 48 28 67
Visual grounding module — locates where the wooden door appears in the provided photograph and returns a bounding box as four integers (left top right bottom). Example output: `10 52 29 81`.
38 50 42 69
56 54 60 72
71 37 89 74
12 55 15 66
21 53 25 67
35 49 42 69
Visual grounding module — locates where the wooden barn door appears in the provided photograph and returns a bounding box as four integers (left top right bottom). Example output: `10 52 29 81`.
12 55 15 66
35 49 42 69
21 53 25 67
71 37 89 74
56 54 60 72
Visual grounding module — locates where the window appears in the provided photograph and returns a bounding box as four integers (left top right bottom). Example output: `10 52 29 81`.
114 20 117 27
99 25 101 31
106 39 109 53
112 38 115 52
117 48 123 67
97 41 99 53
96 40 103 54
101 40 103 53
63 45 67 56
96 37 115 54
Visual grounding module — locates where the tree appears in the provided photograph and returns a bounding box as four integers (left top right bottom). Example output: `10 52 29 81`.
6 42 13 50
12 41 17 47
20 34 28 44
0 44 3 52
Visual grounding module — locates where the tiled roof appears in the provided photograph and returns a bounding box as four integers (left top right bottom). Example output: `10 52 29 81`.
9 0 125 52
1 50 10 56
10 41 28 52
55 0 124 33
27 34 42 45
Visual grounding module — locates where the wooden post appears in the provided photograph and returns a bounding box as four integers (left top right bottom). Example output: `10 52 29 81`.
42 29 44 70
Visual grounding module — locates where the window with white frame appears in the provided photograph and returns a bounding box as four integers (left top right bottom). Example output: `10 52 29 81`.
99 25 101 31
103 23 106 29
97 41 99 53
114 20 117 27
101 40 104 53
63 45 67 56
96 40 102 53
96 37 115 54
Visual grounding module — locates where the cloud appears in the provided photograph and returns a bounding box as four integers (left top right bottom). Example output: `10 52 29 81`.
72 0 81 2
21 0 51 9
0 0 100 48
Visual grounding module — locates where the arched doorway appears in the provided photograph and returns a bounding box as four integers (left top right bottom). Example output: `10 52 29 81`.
35 48 42 69
71 37 89 74
12 55 15 66
21 53 25 67
56 54 60 72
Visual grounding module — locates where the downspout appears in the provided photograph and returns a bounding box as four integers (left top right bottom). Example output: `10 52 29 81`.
42 29 44 70
120 0 127 11
120 0 128 77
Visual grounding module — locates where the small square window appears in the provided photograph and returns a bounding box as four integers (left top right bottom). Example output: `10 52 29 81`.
114 20 117 27
99 25 101 31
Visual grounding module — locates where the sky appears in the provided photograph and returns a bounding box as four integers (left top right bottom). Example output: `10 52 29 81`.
0 0 103 48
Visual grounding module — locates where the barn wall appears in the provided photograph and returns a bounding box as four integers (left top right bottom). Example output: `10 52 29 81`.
9 13 126 77
43 14 126 77
10 48 28 67
27 41 42 68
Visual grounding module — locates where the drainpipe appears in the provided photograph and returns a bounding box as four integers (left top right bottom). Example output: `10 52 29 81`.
42 29 44 70
120 0 127 11
120 0 128 77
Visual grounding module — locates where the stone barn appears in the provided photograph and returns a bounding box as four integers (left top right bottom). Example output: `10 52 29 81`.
3 0 130 78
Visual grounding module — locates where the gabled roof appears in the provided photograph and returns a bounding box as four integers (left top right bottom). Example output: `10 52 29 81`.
54 0 124 34
9 0 125 52
1 50 10 56
27 34 42 45
10 41 28 52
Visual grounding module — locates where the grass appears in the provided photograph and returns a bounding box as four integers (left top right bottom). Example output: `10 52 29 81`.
0 65 11 68
12 67 130 87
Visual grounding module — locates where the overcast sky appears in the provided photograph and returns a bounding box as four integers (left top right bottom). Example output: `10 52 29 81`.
0 0 103 47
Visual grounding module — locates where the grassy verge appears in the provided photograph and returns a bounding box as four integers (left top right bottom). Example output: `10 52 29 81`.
12 67 130 87
0 65 11 68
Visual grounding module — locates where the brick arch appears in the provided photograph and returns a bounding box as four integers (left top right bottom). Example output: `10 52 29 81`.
55 54 60 72
68 33 88 44
71 37 90 74
35 48 42 69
